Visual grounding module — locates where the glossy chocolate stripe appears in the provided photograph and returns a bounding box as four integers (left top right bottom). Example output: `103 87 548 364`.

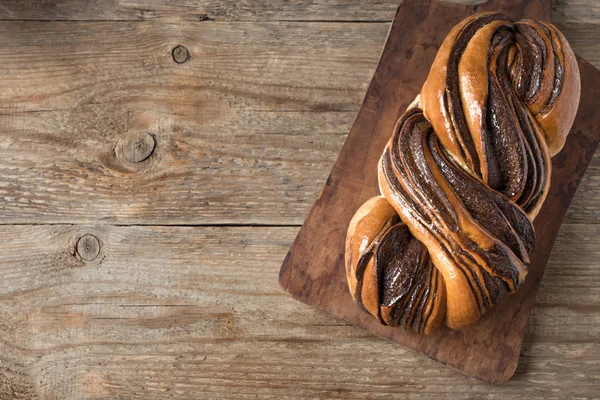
385 113 493 311
420 267 438 331
445 13 507 176
498 24 551 212
487 32 529 200
421 128 525 298
382 149 486 314
352 212 397 317
379 224 425 306
428 134 534 264
393 114 506 293
543 23 566 112
346 198 443 333
526 22 558 113
408 261 434 331
548 53 565 110
390 110 459 228
385 137 490 312
370 219 442 334
510 96 548 212
387 111 527 309
514 23 547 102
496 42 547 212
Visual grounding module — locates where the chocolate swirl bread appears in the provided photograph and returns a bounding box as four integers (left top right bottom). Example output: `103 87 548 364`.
345 13 580 334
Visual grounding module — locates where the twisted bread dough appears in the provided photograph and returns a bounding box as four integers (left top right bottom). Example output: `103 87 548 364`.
345 13 580 334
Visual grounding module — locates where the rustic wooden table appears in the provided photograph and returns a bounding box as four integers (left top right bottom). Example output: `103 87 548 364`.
0 1 598 398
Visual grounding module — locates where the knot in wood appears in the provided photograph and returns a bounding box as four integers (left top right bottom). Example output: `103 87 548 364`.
76 234 101 261
172 45 190 64
120 132 156 163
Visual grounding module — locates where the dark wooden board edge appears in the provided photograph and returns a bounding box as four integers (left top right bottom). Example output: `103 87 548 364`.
279 0 600 383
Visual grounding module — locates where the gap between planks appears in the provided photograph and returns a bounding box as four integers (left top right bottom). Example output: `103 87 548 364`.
0 19 393 23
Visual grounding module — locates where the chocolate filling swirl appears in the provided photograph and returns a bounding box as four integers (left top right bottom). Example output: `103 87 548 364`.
345 13 580 333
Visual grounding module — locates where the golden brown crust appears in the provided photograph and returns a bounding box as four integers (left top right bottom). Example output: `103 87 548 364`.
345 196 446 333
345 196 397 319
345 13 580 334
528 21 581 156
378 110 531 330
419 14 579 219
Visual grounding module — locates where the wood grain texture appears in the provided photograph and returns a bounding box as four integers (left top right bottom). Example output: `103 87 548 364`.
0 0 594 23
0 224 598 399
0 0 600 23
0 0 396 21
0 0 598 397
0 21 387 225
279 0 600 384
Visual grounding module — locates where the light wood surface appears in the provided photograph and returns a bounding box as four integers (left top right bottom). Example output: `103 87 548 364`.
0 0 598 398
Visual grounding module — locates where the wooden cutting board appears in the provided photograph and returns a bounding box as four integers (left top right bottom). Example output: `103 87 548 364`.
279 0 600 384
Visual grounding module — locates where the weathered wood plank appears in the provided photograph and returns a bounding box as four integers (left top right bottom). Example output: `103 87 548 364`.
553 0 600 25
0 224 597 398
0 107 351 226
0 0 537 23
0 18 598 226
0 0 398 22
0 0 595 24
0 22 385 225
0 22 387 112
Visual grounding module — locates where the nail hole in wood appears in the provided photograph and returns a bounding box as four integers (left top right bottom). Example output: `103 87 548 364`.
76 234 101 261
172 45 190 64
120 132 156 163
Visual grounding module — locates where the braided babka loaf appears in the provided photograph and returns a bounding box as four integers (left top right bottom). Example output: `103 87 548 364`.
345 13 580 334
